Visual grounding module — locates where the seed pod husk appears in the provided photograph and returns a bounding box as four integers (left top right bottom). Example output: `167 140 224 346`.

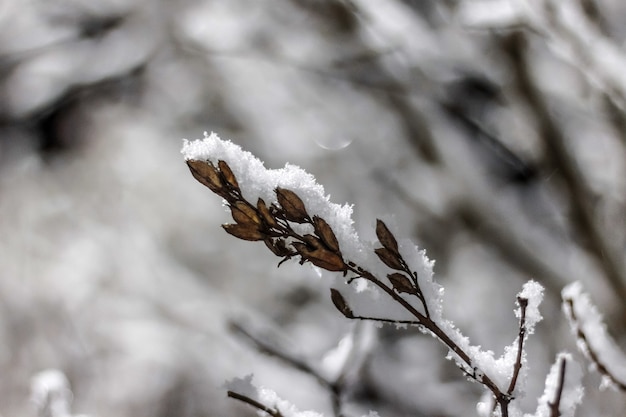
302 234 324 250
187 160 223 193
375 247 404 270
264 238 292 257
218 160 239 190
330 288 354 318
292 243 347 272
257 198 279 228
222 223 264 241
388 273 414 294
376 219 399 254
276 188 309 223
231 201 261 225
313 215 340 253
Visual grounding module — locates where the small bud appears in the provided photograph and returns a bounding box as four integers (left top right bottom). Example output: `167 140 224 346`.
376 219 399 254
257 198 279 228
302 234 324 250
292 243 347 272
313 216 340 253
231 201 261 226
276 188 309 223
222 224 264 241
187 160 223 194
375 247 404 270
387 273 414 294
264 238 292 257
218 160 239 190
330 288 354 318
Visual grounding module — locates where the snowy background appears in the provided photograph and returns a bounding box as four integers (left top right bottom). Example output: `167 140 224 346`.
2 1 626 416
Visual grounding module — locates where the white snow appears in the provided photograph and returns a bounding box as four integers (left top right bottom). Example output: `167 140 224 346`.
224 374 259 401
319 332 354 381
30 369 73 417
182 132 360 265
518 280 544 333
182 132 437 320
525 353 583 417
562 282 626 390
185 133 548 401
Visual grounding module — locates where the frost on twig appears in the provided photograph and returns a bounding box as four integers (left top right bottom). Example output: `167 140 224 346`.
224 375 325 417
228 319 375 417
562 282 626 391
182 132 548 417
526 353 583 417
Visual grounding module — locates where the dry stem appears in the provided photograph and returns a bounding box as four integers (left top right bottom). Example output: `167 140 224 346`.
187 158 524 417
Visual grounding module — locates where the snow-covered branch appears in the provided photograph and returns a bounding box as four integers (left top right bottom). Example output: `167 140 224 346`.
182 132 555 417
562 282 626 391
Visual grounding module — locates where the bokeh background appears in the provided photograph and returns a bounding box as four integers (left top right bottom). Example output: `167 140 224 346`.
2 1 626 416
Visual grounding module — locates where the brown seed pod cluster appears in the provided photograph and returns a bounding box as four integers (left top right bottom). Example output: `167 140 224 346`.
186 159 347 273
374 219 429 317
186 153 543 416
186 158 432 318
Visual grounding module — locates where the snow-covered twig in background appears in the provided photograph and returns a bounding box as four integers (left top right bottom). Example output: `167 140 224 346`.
229 320 371 417
527 353 583 417
182 133 549 417
562 282 626 391
225 375 324 417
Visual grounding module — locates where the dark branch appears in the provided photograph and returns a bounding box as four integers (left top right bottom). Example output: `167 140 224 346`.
227 391 284 417
507 297 528 396
563 297 626 391
547 357 567 417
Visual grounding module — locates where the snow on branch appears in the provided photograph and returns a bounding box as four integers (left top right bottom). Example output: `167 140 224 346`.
562 282 626 391
224 375 324 417
526 353 583 417
182 132 548 417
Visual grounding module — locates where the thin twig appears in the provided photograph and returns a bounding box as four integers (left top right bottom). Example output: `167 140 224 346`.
507 297 528 396
227 391 284 417
547 357 567 417
563 297 626 391
351 315 421 326
345 264 511 415
229 321 334 392
189 158 514 417
229 321 348 417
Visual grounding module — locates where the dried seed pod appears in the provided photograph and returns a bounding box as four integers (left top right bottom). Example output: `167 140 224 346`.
302 234 324 250
218 160 239 190
375 247 404 270
257 198 279 228
388 273 414 294
330 288 354 318
292 243 347 272
264 238 291 257
187 160 223 193
276 188 309 223
274 239 291 256
231 201 261 226
222 223 264 241
313 216 340 253
376 219 399 254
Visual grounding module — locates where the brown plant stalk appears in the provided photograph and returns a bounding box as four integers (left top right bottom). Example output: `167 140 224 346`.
187 158 529 417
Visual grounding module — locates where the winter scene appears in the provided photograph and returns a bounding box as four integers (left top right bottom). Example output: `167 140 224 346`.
2 1 626 417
